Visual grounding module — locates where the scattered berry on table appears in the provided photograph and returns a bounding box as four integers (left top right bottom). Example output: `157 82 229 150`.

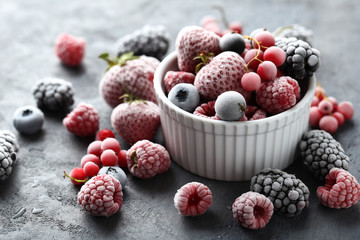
0 130 18 181
83 162 100 177
100 149 118 167
65 167 87 186
256 61 277 81
77 174 123 216
87 140 103 157
318 99 333 115
101 138 121 155
63 103 99 137
299 130 350 181
194 51 250 101
111 98 160 145
80 154 101 168
332 111 345 126
175 26 221 73
168 83 200 113
95 129 116 141
337 101 354 120
214 91 246 121
99 53 159 108
256 76 300 114
126 140 170 179
232 191 274 229
117 150 128 168
174 182 212 216
193 100 220 120
54 33 85 66
241 72 261 91
115 25 170 60
13 105 44 135
319 115 338 133
98 166 127 188
309 106 323 127
275 37 320 80
219 32 246 55
250 168 310 217
316 168 360 208
32 77 74 111
263 46 286 67
164 71 195 95
200 15 223 36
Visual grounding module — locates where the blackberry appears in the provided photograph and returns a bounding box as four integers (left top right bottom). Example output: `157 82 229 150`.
275 37 320 81
115 25 170 60
299 129 350 181
250 168 310 217
0 130 18 181
32 77 75 111
273 24 313 43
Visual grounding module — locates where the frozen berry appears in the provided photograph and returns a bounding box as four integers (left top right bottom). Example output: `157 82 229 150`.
337 101 354 120
319 115 338 133
309 106 323 127
83 162 100 177
327 96 338 112
200 15 222 36
214 91 246 121
241 72 261 91
54 33 85 66
332 112 345 126
63 103 99 137
193 100 220 120
164 71 195 95
168 83 200 113
317 168 360 208
101 138 121 155
174 182 212 216
252 31 275 52
318 99 333 115
95 129 116 141
65 167 87 186
13 105 44 135
0 130 18 181
87 140 103 157
244 49 264 71
219 32 246 55
80 154 101 168
249 109 267 121
228 21 243 34
232 191 274 229
127 140 170 179
100 149 118 167
117 150 127 168
263 46 286 67
77 175 123 216
257 61 277 81
311 96 320 107
98 166 127 188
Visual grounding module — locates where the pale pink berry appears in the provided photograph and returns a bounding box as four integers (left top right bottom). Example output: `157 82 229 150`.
318 99 333 115
327 96 338 112
332 112 345 126
311 96 320 107
319 115 338 133
337 101 354 120
241 72 261 91
232 191 274 229
174 182 212 216
309 106 323 127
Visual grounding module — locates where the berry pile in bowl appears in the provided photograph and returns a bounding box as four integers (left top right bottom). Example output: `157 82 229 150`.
153 26 319 181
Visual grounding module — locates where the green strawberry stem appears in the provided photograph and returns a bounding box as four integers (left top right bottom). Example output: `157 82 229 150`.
99 52 139 72
119 92 147 105
194 52 215 74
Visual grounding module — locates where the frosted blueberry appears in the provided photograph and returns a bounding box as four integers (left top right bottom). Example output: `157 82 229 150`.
13 106 44 134
215 91 246 121
98 166 127 188
168 83 200 112
219 32 245 55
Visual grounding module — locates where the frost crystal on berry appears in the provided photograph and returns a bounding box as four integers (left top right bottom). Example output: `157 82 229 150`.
0 130 19 181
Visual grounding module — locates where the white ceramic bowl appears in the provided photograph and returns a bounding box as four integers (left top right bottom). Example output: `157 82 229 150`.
154 51 316 181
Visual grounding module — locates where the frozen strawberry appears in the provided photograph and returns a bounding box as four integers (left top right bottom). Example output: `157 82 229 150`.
174 182 212 216
99 53 159 108
194 51 251 102
164 71 195 95
111 96 160 145
175 26 221 73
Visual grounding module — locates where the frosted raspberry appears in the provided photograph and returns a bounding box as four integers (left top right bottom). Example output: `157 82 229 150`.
256 76 300 114
174 182 212 216
193 101 220 120
63 103 99 137
164 71 195 95
126 140 171 179
232 192 274 229
55 33 85 66
77 175 123 216
317 168 360 209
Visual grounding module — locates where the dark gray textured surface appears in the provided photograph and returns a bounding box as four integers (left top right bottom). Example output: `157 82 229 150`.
1 0 359 239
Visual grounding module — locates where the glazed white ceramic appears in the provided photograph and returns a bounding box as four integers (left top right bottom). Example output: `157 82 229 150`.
154 51 316 181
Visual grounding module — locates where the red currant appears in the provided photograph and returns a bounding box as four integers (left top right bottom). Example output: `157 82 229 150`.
118 149 128 168
83 162 100 177
337 101 354 120
87 140 103 157
95 128 115 141
80 154 101 168
67 167 87 185
101 138 121 154
101 149 118 166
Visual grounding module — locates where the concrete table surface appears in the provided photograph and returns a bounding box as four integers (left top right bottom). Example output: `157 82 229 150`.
1 0 359 239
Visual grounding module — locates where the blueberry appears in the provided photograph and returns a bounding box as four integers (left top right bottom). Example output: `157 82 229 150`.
98 166 127 188
219 32 246 55
168 83 200 112
13 106 44 134
215 91 246 121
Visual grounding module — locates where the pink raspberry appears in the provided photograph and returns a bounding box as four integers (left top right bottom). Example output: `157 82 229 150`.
193 101 221 120
77 174 123 216
174 182 212 216
232 191 274 229
256 76 300 114
249 109 267 121
63 103 100 137
164 71 195 95
126 140 171 179
54 33 85 66
317 168 360 209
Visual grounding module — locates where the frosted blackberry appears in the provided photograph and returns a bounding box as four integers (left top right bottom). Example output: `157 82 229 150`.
0 130 18 181
250 168 310 217
32 77 75 111
299 130 350 181
273 24 313 43
275 37 320 80
116 25 170 60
